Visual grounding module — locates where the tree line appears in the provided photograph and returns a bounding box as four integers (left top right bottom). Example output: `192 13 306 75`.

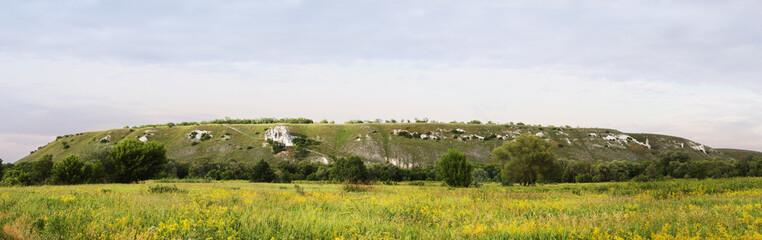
1 139 166 185
4 134 761 187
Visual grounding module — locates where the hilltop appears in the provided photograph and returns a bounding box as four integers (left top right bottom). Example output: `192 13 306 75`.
20 122 762 166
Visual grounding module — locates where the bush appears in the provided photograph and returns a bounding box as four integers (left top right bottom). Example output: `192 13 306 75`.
408 181 426 186
438 149 473 187
110 139 168 183
205 169 221 180
148 185 186 193
293 137 320 147
575 173 595 183
250 160 275 182
397 131 413 139
331 156 369 184
268 140 285 154
200 133 212 141
342 183 372 192
52 155 86 185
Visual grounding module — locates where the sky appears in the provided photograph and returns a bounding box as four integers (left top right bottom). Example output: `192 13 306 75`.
1 0 762 162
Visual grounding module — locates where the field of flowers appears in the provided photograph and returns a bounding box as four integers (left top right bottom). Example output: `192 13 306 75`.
1 178 762 239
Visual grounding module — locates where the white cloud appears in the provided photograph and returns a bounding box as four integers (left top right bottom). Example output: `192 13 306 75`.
2 1 762 161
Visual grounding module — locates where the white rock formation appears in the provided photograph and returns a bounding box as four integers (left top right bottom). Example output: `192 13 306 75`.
139 136 148 142
264 125 296 146
189 130 211 140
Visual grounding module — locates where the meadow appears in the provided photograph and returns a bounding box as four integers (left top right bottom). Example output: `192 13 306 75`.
2 178 762 239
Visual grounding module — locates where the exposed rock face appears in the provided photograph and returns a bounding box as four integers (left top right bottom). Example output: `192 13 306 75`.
265 125 296 146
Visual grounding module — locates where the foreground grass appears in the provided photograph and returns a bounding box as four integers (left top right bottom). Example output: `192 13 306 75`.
1 178 762 239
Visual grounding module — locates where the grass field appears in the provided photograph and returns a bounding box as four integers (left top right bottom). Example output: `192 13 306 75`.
2 178 762 239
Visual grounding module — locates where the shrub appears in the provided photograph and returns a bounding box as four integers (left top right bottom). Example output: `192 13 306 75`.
148 185 186 193
220 170 235 180
250 160 275 182
342 183 372 192
438 149 473 187
205 169 221 180
267 140 285 154
408 181 426 186
293 137 320 147
52 155 86 185
397 131 413 139
294 185 306 195
110 139 168 183
575 173 595 183
331 156 369 184
200 133 212 141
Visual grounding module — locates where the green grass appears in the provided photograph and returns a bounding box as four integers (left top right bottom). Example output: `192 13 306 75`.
20 123 760 166
2 178 762 239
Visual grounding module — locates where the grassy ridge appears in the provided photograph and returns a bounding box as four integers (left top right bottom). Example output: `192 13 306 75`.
20 123 762 165
2 178 762 239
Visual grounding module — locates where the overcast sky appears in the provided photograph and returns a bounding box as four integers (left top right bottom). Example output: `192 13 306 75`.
2 0 762 162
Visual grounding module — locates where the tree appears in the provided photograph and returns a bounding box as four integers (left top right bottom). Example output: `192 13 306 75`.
493 134 561 186
657 151 690 177
250 160 275 182
110 139 168 183
331 155 369 184
438 149 473 187
52 154 86 185
30 155 54 184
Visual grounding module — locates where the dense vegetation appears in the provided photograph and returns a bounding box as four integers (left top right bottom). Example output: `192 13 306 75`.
2 140 167 185
2 178 762 239
5 143 762 187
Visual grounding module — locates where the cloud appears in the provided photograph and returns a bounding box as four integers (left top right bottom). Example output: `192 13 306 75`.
0 1 760 91
2 1 762 161
0 134 56 163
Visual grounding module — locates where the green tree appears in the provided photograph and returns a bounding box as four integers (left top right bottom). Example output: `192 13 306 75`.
657 151 690 177
331 155 369 184
206 169 221 180
30 155 55 184
438 149 473 187
250 160 275 182
52 154 86 185
110 139 168 183
493 134 561 186
220 170 235 180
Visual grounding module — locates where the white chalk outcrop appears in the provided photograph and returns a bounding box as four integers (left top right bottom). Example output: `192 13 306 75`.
265 125 296 146
188 130 211 140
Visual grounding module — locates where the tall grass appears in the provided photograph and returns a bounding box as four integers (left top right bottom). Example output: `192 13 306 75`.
0 178 761 239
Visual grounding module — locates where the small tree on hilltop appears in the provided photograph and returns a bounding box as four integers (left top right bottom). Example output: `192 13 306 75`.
250 160 275 182
331 155 369 184
493 134 561 186
52 154 86 185
110 139 168 183
438 149 473 187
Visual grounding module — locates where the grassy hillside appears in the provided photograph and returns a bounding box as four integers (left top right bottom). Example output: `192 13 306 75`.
19 123 759 166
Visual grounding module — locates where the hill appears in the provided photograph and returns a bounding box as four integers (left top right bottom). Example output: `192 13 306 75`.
19 122 762 166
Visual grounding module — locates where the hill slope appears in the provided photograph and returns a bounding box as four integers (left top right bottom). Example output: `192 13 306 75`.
20 123 762 166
